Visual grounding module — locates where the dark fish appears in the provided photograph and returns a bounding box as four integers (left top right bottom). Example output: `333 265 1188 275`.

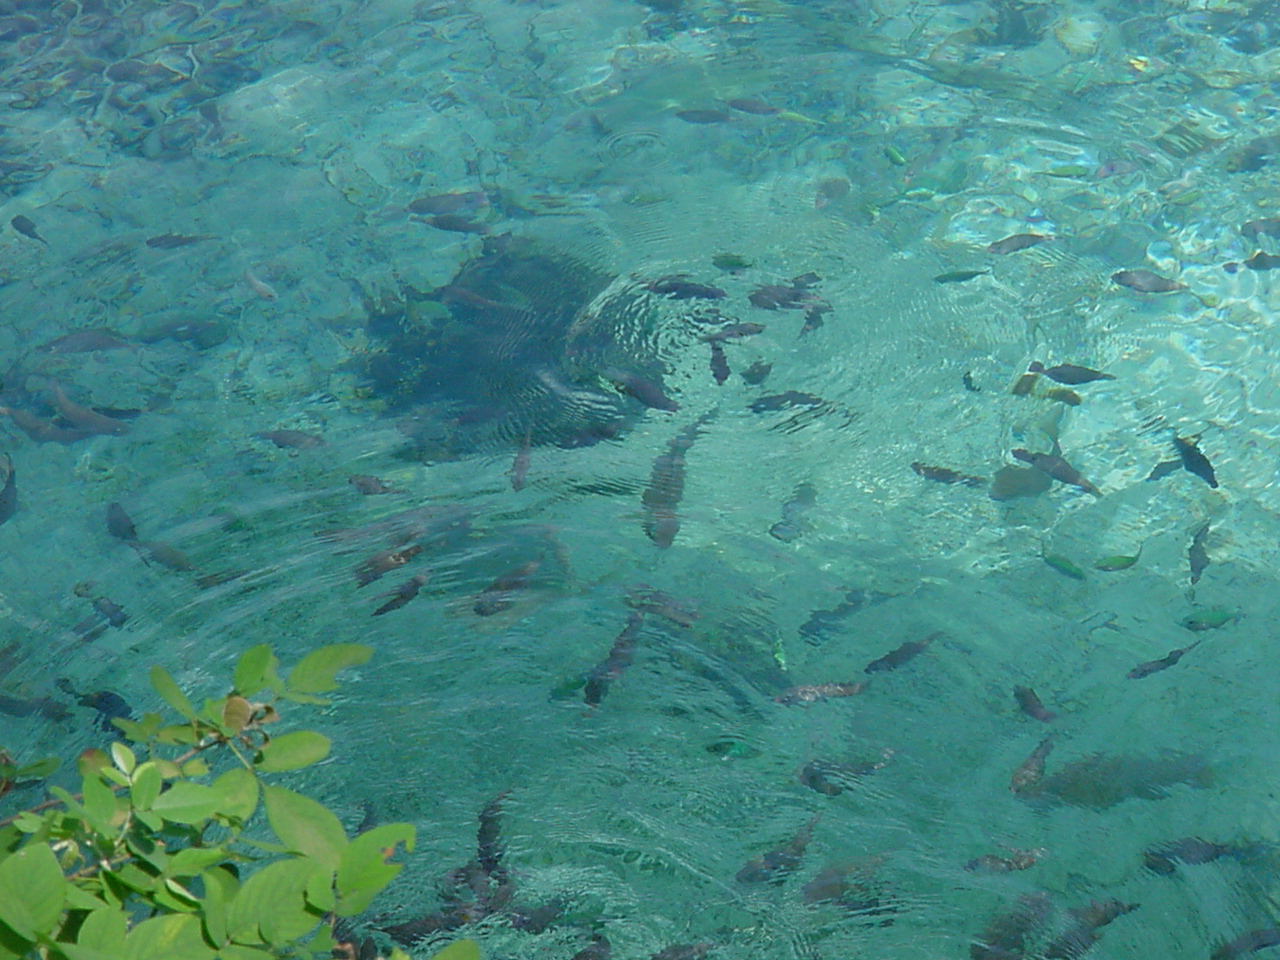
1043 899 1137 960
426 214 489 234
644 275 727 299
1011 448 1101 496
1146 459 1181 482
571 935 612 960
989 465 1054 500
91 596 128 629
37 328 131 353
407 191 487 215
137 540 193 572
355 545 423 588
963 371 980 391
1034 750 1213 808
583 611 644 706
1026 361 1115 385
0 455 15 526
106 502 138 541
1044 387 1082 406
1174 435 1218 488
799 588 893 645
1112 268 1185 292
651 944 713 960
255 429 325 449
749 281 820 310
798 751 892 795
1013 685 1056 722
10 214 47 244
373 573 429 616
48 383 130 436
711 252 753 272
624 586 698 627
1241 217 1280 240
701 322 766 342
145 233 215 248
607 368 679 412
971 892 1052 960
509 432 532 491
474 560 541 615
988 233 1049 254
56 679 134 736
774 681 865 705
1213 930 1280 960
749 391 824 412
800 302 829 335
1010 736 1054 795
1189 522 1210 585
964 848 1043 872
912 462 984 487
708 341 730 385
1245 251 1280 270
770 482 817 542
1143 837 1240 875
0 693 68 721
348 474 404 495
741 360 772 385
1225 135 1280 173
475 789 510 880
1126 639 1202 679
675 109 731 124
933 269 988 284
736 813 821 883
641 418 707 547
864 631 940 674
1010 372 1039 395
726 97 779 115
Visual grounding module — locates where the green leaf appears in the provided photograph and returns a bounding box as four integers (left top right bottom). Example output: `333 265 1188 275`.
226 860 322 946
14 756 59 779
216 945 275 960
81 773 119 831
0 842 65 939
431 940 482 960
76 907 127 954
256 732 330 773
287 644 373 695
151 781 221 825
303 864 335 913
233 645 279 697
122 913 214 960
110 742 136 775
335 823 415 917
210 768 259 824
264 786 346 870
167 848 230 877
149 665 197 720
155 724 199 746
202 865 239 947
130 762 162 811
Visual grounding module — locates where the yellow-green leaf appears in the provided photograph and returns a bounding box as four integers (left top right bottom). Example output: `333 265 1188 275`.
122 913 213 960
0 842 64 939
256 732 330 773
149 666 197 720
264 786 346 870
211 768 259 824
110 743 136 776
287 644 373 695
151 781 221 825
336 823 415 917
233 645 279 697
431 940 482 960
131 762 162 811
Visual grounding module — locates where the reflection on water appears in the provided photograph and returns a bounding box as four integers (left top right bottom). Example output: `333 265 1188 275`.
4 0 1280 957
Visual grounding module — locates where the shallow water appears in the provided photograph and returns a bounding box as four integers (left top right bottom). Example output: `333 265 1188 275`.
3 0 1280 957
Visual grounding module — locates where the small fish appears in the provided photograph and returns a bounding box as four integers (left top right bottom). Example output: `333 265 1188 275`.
1173 435 1218 488
711 252 753 272
1044 387 1081 406
988 234 1049 255
1213 930 1280 960
911 462 984 487
769 482 817 542
1189 522 1210 585
1012 448 1101 496
407 191 487 215
1095 549 1140 571
583 611 644 706
1127 639 1202 679
708 341 730 385
0 454 15 525
736 813 821 883
799 302 829 335
355 544 423 588
509 431 533 491
1013 686 1056 722
675 109 731 124
426 214 489 234
137 540 194 572
10 214 47 244
1143 837 1244 875
864 631 940 674
373 573 430 616
1010 372 1039 395
474 560 541 616
798 751 893 796
651 944 713 960
106 504 138 544
1181 607 1235 631
37 328 132 354
641 417 708 547
1112 268 1185 293
972 893 1053 960
964 848 1044 872
145 233 215 248
47 382 130 436
244 269 279 300
56 679 134 735
741 360 772 385
606 368 679 412
700 322 765 342
1043 900 1137 960
1146 459 1182 482
348 475 404 495
1010 736 1054 795
1241 217 1280 240
933 269 988 284
0 693 68 722
774 681 865 705
644 275 726 300
749 391 824 412
1245 251 1280 270
1026 361 1115 385
571 935 612 960
1042 553 1086 580
726 98 779 115
255 429 325 449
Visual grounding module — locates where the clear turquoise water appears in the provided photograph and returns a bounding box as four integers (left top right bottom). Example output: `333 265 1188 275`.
3 0 1280 957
